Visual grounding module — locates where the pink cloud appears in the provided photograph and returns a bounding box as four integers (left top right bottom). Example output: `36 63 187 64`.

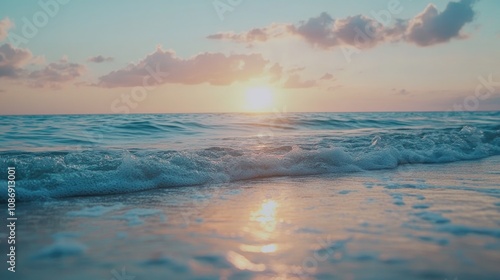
0 43 85 89
87 55 114 63
208 0 478 49
268 62 282 83
0 17 13 41
206 24 289 43
98 47 270 88
320 73 334 80
0 43 32 78
27 58 86 89
283 74 316 89
288 12 339 48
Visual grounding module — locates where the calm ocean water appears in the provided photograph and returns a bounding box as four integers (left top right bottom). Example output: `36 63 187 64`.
1 111 499 201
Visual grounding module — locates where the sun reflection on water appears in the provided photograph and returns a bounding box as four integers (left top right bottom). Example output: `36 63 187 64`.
260 243 277 253
251 200 278 232
239 243 278 253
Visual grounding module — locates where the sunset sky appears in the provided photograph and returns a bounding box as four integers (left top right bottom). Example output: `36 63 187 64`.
0 0 499 114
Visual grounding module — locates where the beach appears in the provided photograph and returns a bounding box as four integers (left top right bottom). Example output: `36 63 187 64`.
2 155 500 280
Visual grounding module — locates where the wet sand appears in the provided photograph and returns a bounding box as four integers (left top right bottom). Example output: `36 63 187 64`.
2 156 500 280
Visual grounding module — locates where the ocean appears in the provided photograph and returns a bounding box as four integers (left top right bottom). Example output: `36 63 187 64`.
1 111 500 280
1 111 499 201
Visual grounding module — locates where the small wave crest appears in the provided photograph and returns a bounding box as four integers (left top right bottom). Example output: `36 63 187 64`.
1 124 499 202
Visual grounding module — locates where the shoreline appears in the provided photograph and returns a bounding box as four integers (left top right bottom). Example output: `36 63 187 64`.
2 156 500 279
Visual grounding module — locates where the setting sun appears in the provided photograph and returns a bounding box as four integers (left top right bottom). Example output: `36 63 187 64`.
245 87 275 111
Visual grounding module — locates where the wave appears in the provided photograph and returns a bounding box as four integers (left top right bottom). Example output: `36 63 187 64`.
1 124 499 202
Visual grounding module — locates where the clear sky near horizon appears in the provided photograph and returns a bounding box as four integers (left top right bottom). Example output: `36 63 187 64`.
0 0 499 114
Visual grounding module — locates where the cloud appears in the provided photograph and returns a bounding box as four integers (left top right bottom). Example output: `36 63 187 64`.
87 55 114 63
288 13 394 49
207 28 267 43
287 66 306 74
333 15 388 49
0 44 84 89
27 58 86 89
0 18 13 41
0 43 33 78
207 13 390 49
268 62 282 83
405 0 477 46
98 47 269 88
289 12 339 48
283 74 316 89
393 88 410 95
208 0 478 49
327 85 342 92
320 73 334 80
206 24 288 43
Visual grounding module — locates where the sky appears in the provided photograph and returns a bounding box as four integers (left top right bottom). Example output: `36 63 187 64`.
0 0 499 114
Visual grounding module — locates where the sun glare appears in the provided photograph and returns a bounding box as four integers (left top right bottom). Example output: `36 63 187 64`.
245 87 274 111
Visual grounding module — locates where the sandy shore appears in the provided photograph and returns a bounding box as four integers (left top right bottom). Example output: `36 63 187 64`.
2 156 500 280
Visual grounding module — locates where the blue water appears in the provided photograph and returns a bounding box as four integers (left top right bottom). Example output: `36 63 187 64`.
1 111 499 201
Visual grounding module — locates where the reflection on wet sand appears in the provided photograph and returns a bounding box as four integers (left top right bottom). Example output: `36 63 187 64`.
248 199 279 239
31 162 496 280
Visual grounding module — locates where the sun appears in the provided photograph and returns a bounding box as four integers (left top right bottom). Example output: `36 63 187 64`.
245 87 275 112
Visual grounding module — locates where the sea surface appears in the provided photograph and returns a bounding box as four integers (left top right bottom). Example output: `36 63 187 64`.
1 111 500 280
1 111 500 202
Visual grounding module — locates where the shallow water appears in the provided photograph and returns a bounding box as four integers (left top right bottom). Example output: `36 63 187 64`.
1 156 499 280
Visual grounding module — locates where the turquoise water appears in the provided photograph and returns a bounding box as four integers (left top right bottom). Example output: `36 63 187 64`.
1 111 499 201
1 111 500 280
